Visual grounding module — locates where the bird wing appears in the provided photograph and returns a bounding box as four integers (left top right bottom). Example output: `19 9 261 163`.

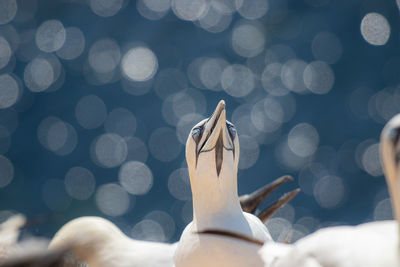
261 221 398 267
49 216 176 267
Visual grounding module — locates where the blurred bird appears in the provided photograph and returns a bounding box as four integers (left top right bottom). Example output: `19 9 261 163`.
0 214 73 267
201 113 400 267
49 216 176 267
174 100 299 267
0 214 26 260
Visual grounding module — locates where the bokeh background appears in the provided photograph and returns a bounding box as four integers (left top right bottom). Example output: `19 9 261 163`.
0 0 397 243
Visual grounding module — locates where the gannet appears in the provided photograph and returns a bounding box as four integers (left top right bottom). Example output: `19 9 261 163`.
49 216 177 267
203 114 400 267
174 100 290 267
0 214 70 267
46 101 297 267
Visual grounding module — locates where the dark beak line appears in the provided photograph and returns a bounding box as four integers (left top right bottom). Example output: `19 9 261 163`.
195 103 234 177
195 108 223 168
198 107 223 154
215 133 223 176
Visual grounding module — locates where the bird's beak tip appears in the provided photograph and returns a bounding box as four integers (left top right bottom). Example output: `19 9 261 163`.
216 100 226 114
209 100 227 125
199 100 229 152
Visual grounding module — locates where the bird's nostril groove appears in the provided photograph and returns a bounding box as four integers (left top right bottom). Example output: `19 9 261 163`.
215 133 223 176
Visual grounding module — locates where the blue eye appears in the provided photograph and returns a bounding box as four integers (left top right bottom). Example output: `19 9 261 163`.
192 127 203 143
192 128 200 135
227 122 236 140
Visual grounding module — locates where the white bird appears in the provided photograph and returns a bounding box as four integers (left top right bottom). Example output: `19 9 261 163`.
46 100 297 267
174 100 291 267
0 214 71 267
204 113 400 267
0 214 26 260
49 216 177 267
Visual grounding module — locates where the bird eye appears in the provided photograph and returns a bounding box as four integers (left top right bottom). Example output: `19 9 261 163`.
192 126 203 143
226 122 236 140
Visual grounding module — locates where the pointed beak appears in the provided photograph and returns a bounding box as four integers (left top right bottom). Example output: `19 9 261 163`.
199 100 234 153
201 100 227 152
197 100 234 176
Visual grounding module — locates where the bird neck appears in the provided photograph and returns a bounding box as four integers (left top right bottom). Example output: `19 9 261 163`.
190 172 245 230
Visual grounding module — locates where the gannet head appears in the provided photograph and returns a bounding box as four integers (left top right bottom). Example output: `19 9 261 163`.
186 100 239 183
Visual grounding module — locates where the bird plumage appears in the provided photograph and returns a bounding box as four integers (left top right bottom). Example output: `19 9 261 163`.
45 176 294 267
174 100 276 267
260 221 398 267
49 216 176 267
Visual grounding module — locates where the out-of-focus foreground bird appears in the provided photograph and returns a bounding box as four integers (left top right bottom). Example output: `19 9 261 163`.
0 214 26 261
202 113 400 267
49 216 176 267
0 214 73 267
